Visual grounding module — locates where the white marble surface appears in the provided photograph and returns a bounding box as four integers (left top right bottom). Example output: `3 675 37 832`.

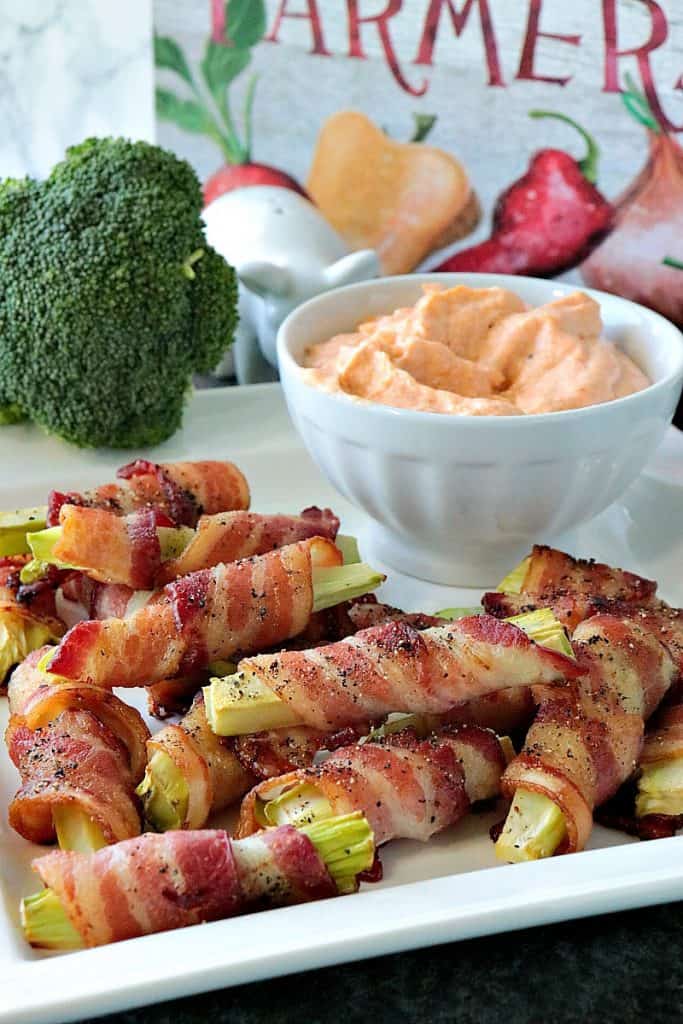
0 0 154 179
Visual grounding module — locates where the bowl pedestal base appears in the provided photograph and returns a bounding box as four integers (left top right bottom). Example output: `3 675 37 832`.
362 521 533 589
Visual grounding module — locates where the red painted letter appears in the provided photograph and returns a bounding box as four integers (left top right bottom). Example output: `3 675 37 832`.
415 0 504 88
347 0 427 97
517 0 581 86
603 0 682 133
265 0 331 56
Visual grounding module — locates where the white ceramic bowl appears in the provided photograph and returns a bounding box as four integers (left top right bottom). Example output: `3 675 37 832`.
277 273 683 586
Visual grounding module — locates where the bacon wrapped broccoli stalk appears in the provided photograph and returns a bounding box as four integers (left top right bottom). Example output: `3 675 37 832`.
485 544 658 631
5 648 149 848
238 724 510 847
43 538 384 688
23 813 375 950
488 547 681 860
205 614 578 737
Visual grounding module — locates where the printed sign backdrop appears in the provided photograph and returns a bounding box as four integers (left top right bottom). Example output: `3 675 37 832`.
154 0 683 330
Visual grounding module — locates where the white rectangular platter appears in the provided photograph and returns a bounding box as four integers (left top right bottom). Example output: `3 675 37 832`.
2 385 683 1024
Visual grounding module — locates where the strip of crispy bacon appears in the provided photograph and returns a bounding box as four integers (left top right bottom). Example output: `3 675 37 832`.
32 825 336 947
500 611 678 852
238 724 507 844
511 545 656 604
46 538 340 688
46 460 250 527
157 507 339 584
485 546 658 632
55 573 137 627
238 615 579 732
7 710 141 845
53 507 164 589
8 648 150 778
342 601 536 735
5 648 149 844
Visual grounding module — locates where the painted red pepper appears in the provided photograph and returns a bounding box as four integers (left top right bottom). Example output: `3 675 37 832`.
435 112 614 277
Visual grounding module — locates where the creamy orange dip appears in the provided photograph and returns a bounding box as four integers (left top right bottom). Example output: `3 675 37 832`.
302 286 649 415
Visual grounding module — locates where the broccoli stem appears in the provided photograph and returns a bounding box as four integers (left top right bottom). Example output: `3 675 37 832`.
0 609 62 684
136 750 190 832
299 811 375 895
52 805 108 853
495 789 567 862
434 607 482 619
0 505 47 556
496 556 531 594
311 563 385 613
636 758 683 817
257 781 334 830
21 889 83 951
335 534 361 566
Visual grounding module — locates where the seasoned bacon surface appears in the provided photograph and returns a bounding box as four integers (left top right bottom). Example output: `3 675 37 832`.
157 507 339 584
5 647 149 845
54 507 163 589
47 460 250 527
7 710 141 844
47 539 332 687
238 724 508 845
33 825 336 947
484 545 658 632
513 545 656 605
240 615 579 732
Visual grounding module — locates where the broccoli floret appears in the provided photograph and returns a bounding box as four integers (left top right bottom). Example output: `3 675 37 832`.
0 138 237 448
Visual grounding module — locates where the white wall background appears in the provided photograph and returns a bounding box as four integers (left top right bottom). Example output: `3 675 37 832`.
0 0 154 179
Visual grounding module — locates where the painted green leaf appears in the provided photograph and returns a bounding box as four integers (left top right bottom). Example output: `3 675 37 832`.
154 35 194 86
201 40 251 107
155 88 215 135
226 0 267 49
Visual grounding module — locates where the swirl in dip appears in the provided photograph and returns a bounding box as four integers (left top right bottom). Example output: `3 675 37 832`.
302 285 649 415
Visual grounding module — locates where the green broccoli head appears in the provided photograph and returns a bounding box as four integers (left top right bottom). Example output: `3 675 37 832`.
0 138 237 448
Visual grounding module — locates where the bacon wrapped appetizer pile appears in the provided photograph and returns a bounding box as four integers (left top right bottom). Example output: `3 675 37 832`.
5 648 149 848
0 460 251 684
486 546 682 859
22 812 374 950
137 604 558 835
43 538 383 688
238 723 510 847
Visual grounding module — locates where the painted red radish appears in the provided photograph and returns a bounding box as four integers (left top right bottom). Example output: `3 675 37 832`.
155 0 305 209
203 162 306 207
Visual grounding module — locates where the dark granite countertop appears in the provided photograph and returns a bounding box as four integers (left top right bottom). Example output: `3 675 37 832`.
81 899 682 1024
